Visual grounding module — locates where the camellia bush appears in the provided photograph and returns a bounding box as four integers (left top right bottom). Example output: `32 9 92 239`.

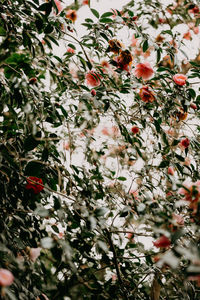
1 0 200 299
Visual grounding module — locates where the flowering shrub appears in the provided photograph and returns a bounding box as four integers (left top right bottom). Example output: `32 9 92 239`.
0 0 200 299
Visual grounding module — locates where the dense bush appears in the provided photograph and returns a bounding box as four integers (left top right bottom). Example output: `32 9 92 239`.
1 0 200 299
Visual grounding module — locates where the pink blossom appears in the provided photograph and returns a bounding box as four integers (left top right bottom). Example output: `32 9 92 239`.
173 74 187 86
0 269 14 287
101 127 110 136
85 71 101 87
193 26 199 34
131 35 138 47
66 47 75 54
173 214 184 226
168 167 174 175
54 0 63 14
183 31 192 40
134 62 154 80
29 247 41 262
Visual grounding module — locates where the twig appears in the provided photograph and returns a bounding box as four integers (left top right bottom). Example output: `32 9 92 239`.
104 228 129 300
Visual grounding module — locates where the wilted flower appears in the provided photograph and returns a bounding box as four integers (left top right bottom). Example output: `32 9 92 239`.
139 86 155 103
175 109 188 121
26 177 44 194
134 62 154 80
153 235 171 248
115 50 133 71
66 10 77 22
0 269 14 287
106 39 124 54
173 74 187 86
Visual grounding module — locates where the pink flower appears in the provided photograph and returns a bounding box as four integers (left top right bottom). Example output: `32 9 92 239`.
111 126 120 138
85 71 101 87
173 74 187 86
129 190 138 199
101 127 110 136
54 0 63 14
153 235 171 248
0 269 14 287
29 248 41 262
193 26 199 34
179 181 200 203
173 214 184 226
183 31 192 40
134 62 154 80
66 47 75 54
168 167 174 175
131 35 138 47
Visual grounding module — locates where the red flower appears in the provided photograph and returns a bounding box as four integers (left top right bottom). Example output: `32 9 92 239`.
131 126 139 134
180 138 190 148
26 176 44 194
91 89 96 96
139 86 155 103
173 74 187 86
134 62 154 80
153 235 171 248
190 103 197 110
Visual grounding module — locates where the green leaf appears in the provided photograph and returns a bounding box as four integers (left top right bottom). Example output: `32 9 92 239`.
100 18 113 23
24 132 41 151
91 8 99 18
142 40 148 53
175 154 185 162
159 160 169 168
60 105 68 119
101 12 114 18
117 176 127 181
187 88 196 99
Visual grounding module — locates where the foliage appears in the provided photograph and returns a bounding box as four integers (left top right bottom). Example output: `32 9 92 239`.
0 0 200 299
